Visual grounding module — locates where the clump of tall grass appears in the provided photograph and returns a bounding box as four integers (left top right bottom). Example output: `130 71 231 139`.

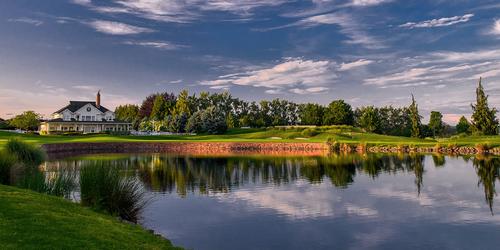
16 167 76 199
5 138 46 165
0 151 16 185
475 143 492 152
80 162 147 223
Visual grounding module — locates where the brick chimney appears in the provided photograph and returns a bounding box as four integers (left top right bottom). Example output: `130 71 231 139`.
96 90 101 108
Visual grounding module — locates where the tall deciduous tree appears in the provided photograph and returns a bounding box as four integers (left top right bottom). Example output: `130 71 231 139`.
299 103 324 126
409 95 422 138
357 106 381 133
456 116 471 134
138 94 156 119
471 78 498 135
428 111 444 137
323 100 354 126
9 111 41 131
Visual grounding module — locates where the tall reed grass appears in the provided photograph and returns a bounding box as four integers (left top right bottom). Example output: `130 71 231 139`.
80 162 147 222
16 167 76 199
5 138 46 165
0 151 16 185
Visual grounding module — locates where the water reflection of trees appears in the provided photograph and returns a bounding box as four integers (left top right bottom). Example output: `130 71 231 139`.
473 156 500 213
43 153 500 210
129 154 429 196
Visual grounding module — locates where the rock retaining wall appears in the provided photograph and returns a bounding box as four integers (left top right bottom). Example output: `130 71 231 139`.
42 142 330 158
331 143 500 155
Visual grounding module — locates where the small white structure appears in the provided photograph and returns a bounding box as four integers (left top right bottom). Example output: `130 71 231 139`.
39 91 132 134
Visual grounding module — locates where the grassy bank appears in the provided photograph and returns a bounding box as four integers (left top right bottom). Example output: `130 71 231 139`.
0 184 180 249
1 127 500 149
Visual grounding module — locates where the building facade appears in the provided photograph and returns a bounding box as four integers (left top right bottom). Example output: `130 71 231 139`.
39 92 132 134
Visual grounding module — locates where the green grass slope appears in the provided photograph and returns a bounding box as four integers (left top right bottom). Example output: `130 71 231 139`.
1 127 499 148
0 184 181 250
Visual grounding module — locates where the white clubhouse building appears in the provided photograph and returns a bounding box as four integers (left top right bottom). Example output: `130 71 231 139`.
39 92 132 134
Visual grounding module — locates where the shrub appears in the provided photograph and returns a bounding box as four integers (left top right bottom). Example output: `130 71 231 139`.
326 137 340 151
5 139 46 165
107 131 131 136
301 128 320 137
80 163 147 222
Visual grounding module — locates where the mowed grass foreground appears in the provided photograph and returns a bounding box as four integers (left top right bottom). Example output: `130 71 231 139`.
0 184 180 250
1 127 500 148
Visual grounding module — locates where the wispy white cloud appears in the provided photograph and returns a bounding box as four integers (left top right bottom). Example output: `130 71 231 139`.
87 20 154 35
305 13 384 49
201 58 336 94
73 0 288 23
8 17 44 26
362 46 500 89
400 14 474 29
350 0 392 7
429 48 500 63
489 19 500 36
339 59 374 71
123 41 184 50
261 12 385 49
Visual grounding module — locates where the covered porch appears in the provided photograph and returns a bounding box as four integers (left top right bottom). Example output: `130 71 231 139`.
40 121 132 134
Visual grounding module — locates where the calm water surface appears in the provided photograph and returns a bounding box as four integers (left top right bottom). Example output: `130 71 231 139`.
43 153 500 250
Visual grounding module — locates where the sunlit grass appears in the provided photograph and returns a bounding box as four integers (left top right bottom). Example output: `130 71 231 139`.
1 128 499 148
0 184 180 249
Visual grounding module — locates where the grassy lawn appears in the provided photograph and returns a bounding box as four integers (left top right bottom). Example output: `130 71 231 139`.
1 127 499 148
0 184 180 250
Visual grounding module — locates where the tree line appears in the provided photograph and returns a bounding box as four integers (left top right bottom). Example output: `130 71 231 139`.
115 78 498 136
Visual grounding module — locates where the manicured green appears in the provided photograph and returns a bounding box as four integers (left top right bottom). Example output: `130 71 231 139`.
1 127 499 149
0 184 180 250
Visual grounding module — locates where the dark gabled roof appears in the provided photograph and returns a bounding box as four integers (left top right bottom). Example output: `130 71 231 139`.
44 118 130 124
54 101 110 114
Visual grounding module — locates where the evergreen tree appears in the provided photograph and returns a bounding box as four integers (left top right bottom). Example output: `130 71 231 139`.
115 104 139 122
186 111 204 134
172 90 192 116
456 116 470 134
428 111 444 137
168 113 188 133
409 94 422 138
150 94 167 121
201 106 227 134
471 78 499 135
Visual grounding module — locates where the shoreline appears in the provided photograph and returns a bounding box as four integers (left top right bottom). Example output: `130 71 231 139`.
41 141 500 157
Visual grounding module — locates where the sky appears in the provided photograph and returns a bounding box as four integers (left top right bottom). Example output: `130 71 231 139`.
1 0 500 124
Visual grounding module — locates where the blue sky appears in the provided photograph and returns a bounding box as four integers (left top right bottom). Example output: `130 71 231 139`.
1 0 500 123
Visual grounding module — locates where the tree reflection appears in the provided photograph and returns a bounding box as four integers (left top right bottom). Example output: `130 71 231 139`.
40 153 500 211
473 156 500 213
122 153 428 195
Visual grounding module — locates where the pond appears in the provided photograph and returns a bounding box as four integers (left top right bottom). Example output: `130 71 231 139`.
41 153 500 250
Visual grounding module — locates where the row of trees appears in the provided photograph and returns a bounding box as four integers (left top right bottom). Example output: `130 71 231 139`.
114 79 498 136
